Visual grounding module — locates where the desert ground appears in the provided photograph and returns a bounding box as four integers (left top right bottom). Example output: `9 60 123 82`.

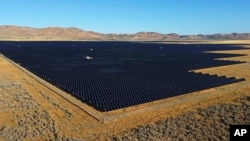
0 40 250 141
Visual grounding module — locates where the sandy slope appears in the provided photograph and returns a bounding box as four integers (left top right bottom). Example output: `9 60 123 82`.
0 41 250 140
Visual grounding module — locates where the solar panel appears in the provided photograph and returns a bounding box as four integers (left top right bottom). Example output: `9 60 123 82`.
0 41 247 111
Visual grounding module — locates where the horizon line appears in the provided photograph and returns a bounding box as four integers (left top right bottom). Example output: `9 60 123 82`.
1 25 250 36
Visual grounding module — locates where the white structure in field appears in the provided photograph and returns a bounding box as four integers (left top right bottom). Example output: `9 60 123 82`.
85 56 94 60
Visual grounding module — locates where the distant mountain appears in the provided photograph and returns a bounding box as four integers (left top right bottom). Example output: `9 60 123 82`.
0 25 103 40
1 25 250 40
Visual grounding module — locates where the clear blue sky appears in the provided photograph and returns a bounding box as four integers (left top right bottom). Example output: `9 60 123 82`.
1 0 250 35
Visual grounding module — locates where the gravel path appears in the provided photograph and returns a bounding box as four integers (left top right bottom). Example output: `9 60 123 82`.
112 96 250 141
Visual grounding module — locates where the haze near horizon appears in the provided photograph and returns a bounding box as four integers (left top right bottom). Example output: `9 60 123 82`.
1 0 250 35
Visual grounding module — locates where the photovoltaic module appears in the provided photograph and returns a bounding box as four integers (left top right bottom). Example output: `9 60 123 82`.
0 41 246 111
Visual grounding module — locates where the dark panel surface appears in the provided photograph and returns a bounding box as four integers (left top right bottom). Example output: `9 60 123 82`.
0 41 247 111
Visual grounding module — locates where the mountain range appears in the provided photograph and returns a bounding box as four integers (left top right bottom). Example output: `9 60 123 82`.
1 25 250 41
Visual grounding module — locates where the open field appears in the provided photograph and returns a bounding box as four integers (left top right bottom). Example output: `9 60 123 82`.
0 40 250 140
150 40 250 45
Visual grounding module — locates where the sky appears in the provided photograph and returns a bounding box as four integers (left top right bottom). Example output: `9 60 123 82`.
1 0 250 35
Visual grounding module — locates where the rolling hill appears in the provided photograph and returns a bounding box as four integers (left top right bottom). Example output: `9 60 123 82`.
1 25 250 41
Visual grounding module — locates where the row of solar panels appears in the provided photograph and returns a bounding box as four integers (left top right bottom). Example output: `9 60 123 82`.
24 65 245 111
0 41 247 111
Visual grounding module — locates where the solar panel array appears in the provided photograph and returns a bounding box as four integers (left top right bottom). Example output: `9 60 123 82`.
0 41 247 111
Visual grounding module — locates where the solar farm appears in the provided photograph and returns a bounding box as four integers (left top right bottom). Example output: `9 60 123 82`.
0 41 247 112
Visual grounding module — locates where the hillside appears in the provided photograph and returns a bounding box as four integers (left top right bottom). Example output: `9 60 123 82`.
1 25 250 41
